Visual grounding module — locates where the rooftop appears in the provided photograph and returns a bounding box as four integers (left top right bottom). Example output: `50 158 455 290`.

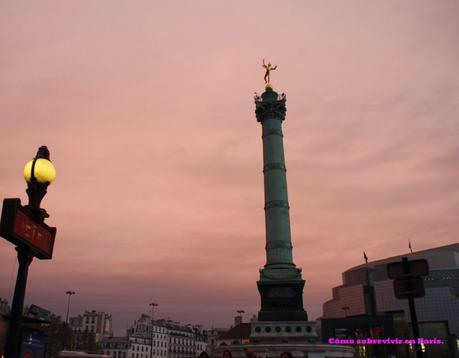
217 323 251 340
347 243 459 273
100 336 128 343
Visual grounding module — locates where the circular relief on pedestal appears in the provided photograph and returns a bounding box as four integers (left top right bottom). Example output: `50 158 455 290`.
265 326 271 333
295 326 302 333
306 326 312 332
285 326 291 332
275 326 281 333
255 326 261 333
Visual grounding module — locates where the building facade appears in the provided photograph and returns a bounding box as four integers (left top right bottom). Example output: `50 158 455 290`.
215 323 251 347
194 331 207 356
125 315 207 358
164 322 197 358
70 310 113 342
128 335 152 358
99 337 129 358
206 328 228 355
127 314 169 358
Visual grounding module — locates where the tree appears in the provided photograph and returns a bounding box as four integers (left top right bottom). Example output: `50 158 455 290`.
73 329 98 353
45 315 72 358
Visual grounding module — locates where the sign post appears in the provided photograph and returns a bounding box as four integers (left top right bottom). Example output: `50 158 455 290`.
0 146 56 358
387 257 429 358
0 199 56 259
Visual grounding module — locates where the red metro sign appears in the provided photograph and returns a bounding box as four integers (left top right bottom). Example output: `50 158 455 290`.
0 199 56 259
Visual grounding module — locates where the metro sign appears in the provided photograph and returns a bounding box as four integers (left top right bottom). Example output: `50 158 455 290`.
387 259 429 279
0 199 56 259
393 276 425 299
387 257 429 300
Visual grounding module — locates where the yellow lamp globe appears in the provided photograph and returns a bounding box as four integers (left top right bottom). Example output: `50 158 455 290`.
23 158 56 184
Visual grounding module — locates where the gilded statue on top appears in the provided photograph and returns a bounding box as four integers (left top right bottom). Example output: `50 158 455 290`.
262 58 277 87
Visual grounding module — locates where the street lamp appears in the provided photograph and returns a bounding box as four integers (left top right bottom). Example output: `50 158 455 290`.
65 291 76 350
341 306 350 318
65 291 76 324
2 146 57 358
236 310 244 344
149 302 158 358
23 146 56 220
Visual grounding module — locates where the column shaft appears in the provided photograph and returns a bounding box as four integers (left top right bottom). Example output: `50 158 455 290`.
262 118 293 266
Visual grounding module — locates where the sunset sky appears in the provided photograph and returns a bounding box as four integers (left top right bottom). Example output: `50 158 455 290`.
1 1 458 334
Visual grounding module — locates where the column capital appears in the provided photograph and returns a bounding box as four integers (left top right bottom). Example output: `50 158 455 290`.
254 88 287 122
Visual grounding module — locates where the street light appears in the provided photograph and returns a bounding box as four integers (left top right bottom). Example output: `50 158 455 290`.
2 146 57 358
65 291 76 324
341 306 350 318
65 291 76 350
236 310 244 344
23 146 56 220
149 303 158 358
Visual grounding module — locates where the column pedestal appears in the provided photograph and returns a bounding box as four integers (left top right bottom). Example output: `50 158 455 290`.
257 280 308 321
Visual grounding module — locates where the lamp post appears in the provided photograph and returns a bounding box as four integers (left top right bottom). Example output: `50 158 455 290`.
341 306 350 318
2 146 56 358
65 291 75 350
65 291 76 324
149 302 158 358
236 310 244 344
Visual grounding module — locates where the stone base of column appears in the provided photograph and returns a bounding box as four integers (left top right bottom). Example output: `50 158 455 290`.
257 280 308 321
211 343 354 358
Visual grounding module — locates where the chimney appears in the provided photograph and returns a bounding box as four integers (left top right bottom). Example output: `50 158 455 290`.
234 315 242 326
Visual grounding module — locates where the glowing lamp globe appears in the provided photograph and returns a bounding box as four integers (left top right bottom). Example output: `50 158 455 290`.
23 158 56 184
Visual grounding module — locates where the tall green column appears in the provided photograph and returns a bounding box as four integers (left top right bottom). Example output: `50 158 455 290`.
255 86 308 321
